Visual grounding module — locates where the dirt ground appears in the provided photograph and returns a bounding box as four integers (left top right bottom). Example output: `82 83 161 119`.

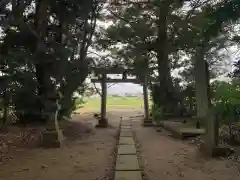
0 112 120 180
1 109 240 180
132 117 240 180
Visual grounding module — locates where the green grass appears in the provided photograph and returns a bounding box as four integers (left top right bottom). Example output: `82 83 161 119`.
82 96 150 110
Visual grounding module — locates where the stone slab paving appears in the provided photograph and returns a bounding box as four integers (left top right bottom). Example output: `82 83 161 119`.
118 145 137 155
121 122 132 126
121 124 132 127
120 131 133 137
114 171 142 180
120 128 132 132
115 155 140 170
114 119 142 180
119 137 135 145
121 124 132 128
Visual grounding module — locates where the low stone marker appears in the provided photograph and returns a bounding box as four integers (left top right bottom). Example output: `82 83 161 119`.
116 155 140 170
114 171 142 180
199 109 232 157
118 145 137 155
119 137 135 145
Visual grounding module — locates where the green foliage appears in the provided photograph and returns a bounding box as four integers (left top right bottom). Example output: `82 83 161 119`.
151 104 164 123
75 98 85 109
205 0 240 39
0 0 100 124
212 80 240 125
233 60 240 78
11 74 40 124
150 84 161 108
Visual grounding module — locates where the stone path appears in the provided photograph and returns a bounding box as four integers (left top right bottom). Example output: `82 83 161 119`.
114 119 142 180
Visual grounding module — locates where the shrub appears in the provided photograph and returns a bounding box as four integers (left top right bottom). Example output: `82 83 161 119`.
75 97 85 109
212 81 240 125
151 104 164 123
212 80 240 142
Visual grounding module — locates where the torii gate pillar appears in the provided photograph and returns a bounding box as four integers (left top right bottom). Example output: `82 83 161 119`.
96 73 108 128
142 74 153 127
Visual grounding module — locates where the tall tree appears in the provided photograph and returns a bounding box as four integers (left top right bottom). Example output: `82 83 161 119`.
0 0 101 123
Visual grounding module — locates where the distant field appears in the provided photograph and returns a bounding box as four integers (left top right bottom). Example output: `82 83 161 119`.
81 96 151 111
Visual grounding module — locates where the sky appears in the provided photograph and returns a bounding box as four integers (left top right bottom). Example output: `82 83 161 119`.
107 83 143 95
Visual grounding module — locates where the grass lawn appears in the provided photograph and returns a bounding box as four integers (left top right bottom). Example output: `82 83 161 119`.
81 96 151 111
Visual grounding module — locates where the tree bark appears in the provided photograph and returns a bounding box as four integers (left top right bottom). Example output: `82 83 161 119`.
100 74 107 126
205 61 211 106
1 88 9 128
155 1 176 113
143 74 149 120
34 0 53 121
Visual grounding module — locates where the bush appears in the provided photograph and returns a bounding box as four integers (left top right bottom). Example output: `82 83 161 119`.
151 104 164 123
11 80 43 124
212 80 240 125
211 80 240 142
75 97 85 109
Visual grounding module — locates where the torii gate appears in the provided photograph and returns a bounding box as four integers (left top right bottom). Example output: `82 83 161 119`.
91 66 155 127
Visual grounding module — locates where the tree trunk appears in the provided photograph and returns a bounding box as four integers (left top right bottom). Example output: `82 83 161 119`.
34 0 53 121
156 1 176 113
205 61 211 106
189 95 193 115
35 64 47 120
100 73 108 127
3 89 8 124
143 74 149 121
195 46 210 119
1 89 8 128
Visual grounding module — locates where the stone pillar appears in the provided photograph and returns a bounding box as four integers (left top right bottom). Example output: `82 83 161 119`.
142 74 152 126
195 46 209 119
199 109 229 157
41 92 65 148
96 73 108 128
205 110 219 148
